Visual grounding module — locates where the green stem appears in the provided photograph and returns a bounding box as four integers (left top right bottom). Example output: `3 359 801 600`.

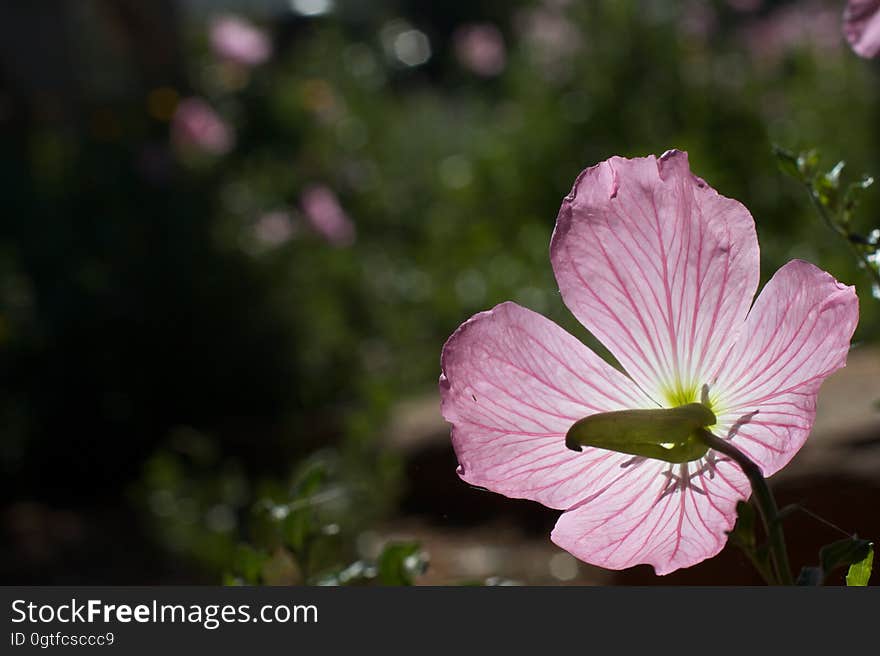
738 541 777 586
698 430 794 586
805 185 880 291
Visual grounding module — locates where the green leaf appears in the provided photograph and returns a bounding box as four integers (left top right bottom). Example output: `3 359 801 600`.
222 573 244 586
293 461 328 498
846 544 873 587
820 537 872 579
796 537 873 585
233 544 267 584
797 148 821 178
727 500 757 551
282 509 308 553
727 501 774 585
377 541 427 586
824 161 846 189
772 145 801 179
842 176 874 223
278 461 333 554
565 403 715 463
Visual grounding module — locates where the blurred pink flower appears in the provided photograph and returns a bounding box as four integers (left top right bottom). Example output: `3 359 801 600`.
453 23 507 77
440 151 858 574
514 6 582 75
209 14 272 66
741 1 840 66
843 0 880 58
171 97 234 156
300 185 355 247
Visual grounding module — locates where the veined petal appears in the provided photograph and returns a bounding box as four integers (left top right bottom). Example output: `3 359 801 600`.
551 458 750 574
550 151 759 403
440 301 655 510
844 0 880 58
712 260 859 477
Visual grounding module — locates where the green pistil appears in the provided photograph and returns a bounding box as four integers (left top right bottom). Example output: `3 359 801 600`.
665 382 722 424
664 382 700 408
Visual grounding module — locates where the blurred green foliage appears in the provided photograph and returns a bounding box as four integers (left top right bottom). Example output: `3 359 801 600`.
774 146 880 296
2 0 880 583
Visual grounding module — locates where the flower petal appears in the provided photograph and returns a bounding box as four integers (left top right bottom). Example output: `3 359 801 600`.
843 0 880 59
440 301 655 510
551 458 750 574
712 260 859 477
550 151 759 403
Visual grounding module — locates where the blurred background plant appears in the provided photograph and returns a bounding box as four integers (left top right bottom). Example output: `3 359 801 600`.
1 0 879 585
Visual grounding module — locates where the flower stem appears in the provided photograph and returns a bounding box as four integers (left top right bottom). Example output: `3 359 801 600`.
805 185 880 291
697 430 794 586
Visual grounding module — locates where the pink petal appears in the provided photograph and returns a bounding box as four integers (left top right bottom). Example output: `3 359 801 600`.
440 301 656 510
711 260 859 477
550 151 759 404
210 14 272 66
551 457 750 574
453 23 507 77
843 0 880 58
300 185 356 247
171 97 234 156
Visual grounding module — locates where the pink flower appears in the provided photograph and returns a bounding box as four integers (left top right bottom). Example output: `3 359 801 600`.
209 14 272 67
300 185 355 247
170 97 234 156
843 0 880 58
453 23 507 77
254 211 296 247
439 151 859 574
742 1 840 66
514 6 581 77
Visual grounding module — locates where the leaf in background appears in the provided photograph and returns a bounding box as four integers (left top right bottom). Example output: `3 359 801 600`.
820 537 872 581
377 541 427 585
842 176 875 226
278 461 335 556
846 544 874 587
727 500 757 552
773 145 801 180
815 162 844 208
727 501 775 584
797 148 821 178
796 537 873 585
282 506 312 554
292 461 328 499
825 161 846 189
232 544 268 584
